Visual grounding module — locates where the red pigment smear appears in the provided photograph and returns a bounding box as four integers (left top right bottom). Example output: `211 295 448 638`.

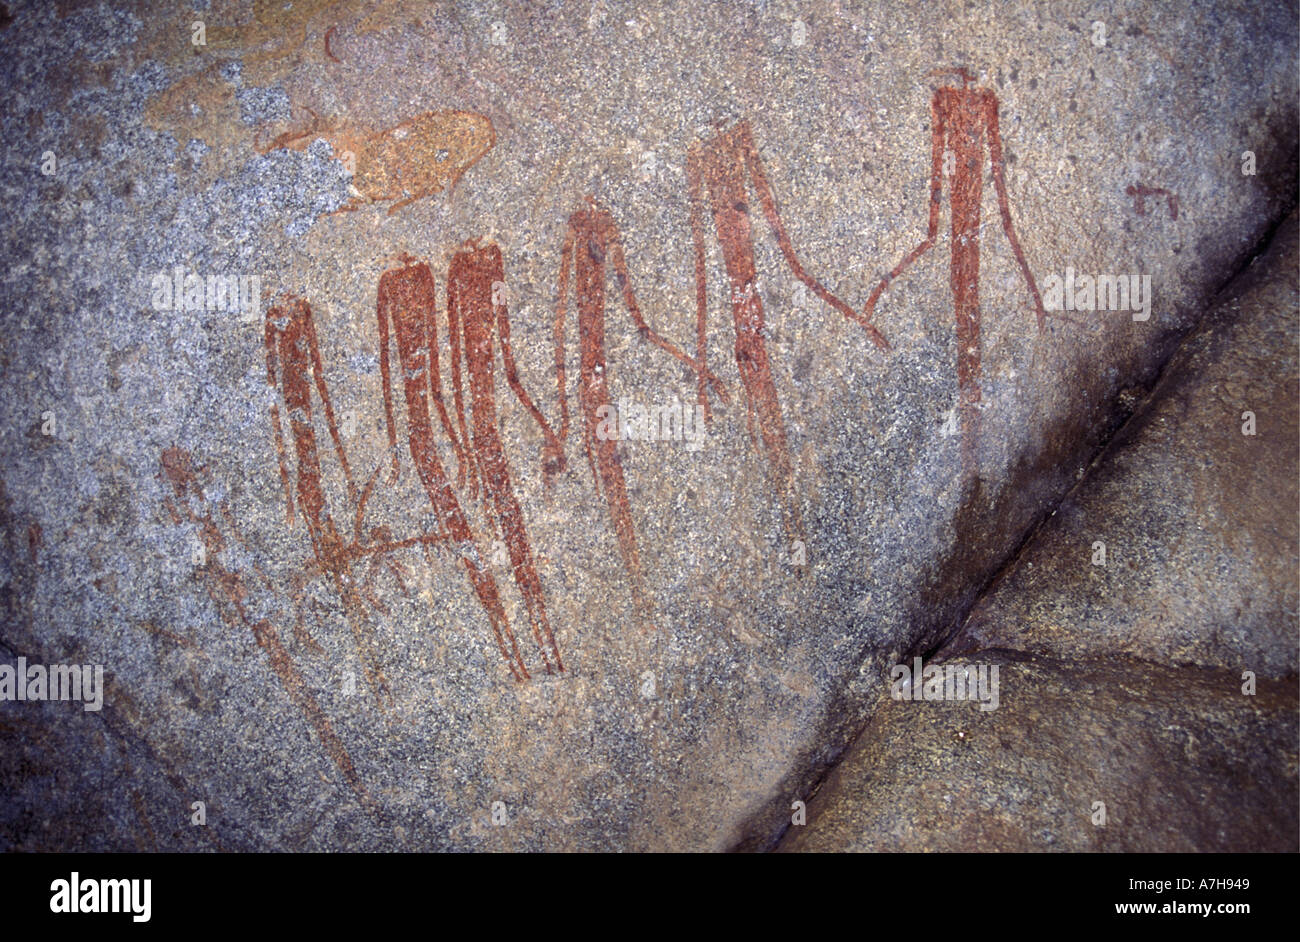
323 25 341 63
448 241 564 674
26 522 40 564
1126 184 1179 220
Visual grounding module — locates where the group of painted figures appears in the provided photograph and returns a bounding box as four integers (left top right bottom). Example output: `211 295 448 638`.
254 72 1052 687
251 73 1053 690
157 71 1053 807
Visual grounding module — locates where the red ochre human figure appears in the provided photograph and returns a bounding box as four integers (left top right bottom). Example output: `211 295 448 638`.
376 256 531 681
552 199 730 631
447 240 564 675
158 446 375 813
265 296 391 706
862 68 1048 475
687 120 889 552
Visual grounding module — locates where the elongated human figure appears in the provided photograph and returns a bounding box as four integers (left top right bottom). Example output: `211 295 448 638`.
553 199 730 631
159 446 375 812
266 297 390 705
862 68 1047 474
376 257 530 681
688 121 889 550
448 241 564 675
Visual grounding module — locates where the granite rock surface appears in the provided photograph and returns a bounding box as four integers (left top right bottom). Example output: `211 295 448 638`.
0 0 1295 850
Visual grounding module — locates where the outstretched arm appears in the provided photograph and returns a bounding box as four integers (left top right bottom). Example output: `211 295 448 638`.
553 220 576 453
376 282 402 485
686 144 717 422
445 268 479 500
984 90 1046 331
304 304 357 507
862 93 946 321
739 122 890 352
495 294 566 468
265 311 295 527
602 209 731 404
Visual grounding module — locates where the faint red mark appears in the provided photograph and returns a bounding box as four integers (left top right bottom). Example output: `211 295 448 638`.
25 522 40 564
863 68 1048 475
265 296 391 705
1126 184 1178 220
448 241 564 674
552 199 730 630
158 446 375 813
323 25 341 63
687 120 887 554
138 619 198 649
377 256 530 681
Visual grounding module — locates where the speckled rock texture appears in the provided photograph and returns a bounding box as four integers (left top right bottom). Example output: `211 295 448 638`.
779 215 1298 853
0 0 1296 851
953 218 1299 677
777 652 1297 852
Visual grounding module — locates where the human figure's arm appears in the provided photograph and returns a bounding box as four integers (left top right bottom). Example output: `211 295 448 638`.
303 305 357 509
862 93 947 321
264 311 295 527
445 264 479 500
376 278 403 485
419 267 468 488
686 143 717 422
495 289 566 472
550 219 576 472
984 89 1046 331
739 122 890 351
601 207 731 404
